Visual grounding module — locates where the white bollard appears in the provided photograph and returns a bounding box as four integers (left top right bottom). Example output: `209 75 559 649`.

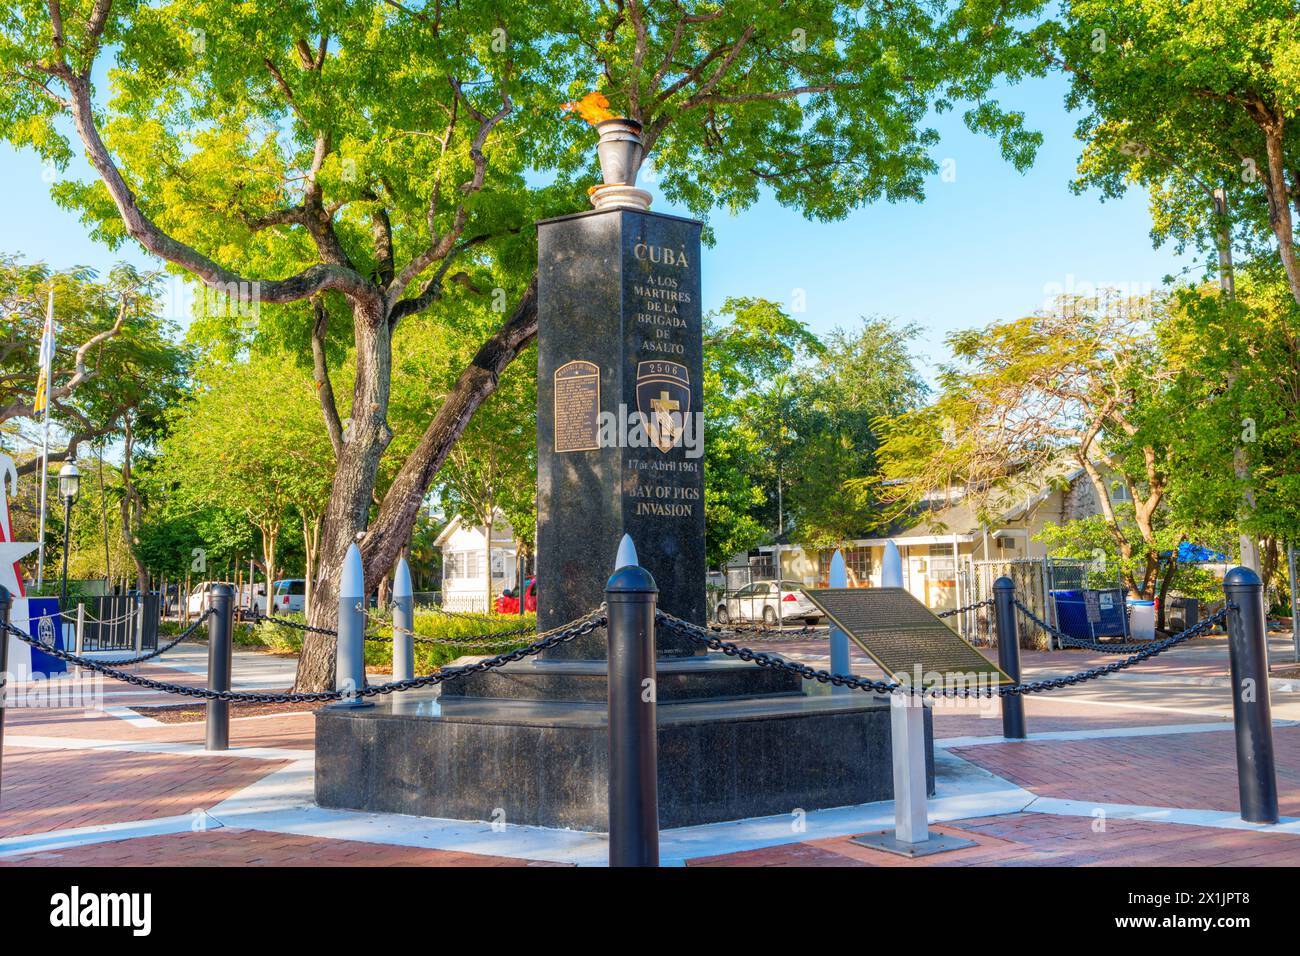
882 541 903 588
615 533 638 570
828 550 851 695
392 557 415 682
335 544 372 707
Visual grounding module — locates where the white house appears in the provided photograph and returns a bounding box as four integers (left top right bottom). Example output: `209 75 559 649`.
434 512 521 612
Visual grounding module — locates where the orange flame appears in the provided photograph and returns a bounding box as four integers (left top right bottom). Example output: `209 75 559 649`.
562 91 620 125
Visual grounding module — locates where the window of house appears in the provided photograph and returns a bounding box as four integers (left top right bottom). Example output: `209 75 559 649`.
928 544 956 577
1109 480 1132 502
818 547 872 584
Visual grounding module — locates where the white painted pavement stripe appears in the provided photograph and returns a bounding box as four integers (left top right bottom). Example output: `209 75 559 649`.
4 734 312 762
102 705 164 728
1025 797 1300 835
0 812 221 858
936 720 1300 749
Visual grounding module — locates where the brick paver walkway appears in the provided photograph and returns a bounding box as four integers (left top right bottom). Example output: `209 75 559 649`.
3 637 1299 866
688 814 1300 866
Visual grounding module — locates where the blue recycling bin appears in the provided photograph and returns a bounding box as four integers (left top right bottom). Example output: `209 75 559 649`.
1051 588 1129 642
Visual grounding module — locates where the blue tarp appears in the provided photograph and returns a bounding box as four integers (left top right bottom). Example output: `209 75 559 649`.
1157 542 1229 565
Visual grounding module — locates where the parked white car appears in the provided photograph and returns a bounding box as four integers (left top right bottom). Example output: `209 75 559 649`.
272 579 306 614
186 581 228 615
186 581 267 616
715 581 824 626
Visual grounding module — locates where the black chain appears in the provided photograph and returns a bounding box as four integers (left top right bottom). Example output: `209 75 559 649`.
996 607 1229 695
658 612 900 694
368 630 536 648
267 613 541 648
39 610 213 667
656 605 1228 698
936 598 994 619
262 616 339 637
1 608 606 704
267 611 539 646
1013 598 1179 653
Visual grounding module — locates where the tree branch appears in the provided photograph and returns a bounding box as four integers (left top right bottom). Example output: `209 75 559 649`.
56 68 378 308
310 297 344 459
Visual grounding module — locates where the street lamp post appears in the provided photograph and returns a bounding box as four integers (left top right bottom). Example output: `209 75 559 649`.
58 461 80 608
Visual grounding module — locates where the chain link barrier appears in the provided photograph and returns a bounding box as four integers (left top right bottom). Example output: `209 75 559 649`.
22 609 214 668
936 598 994 619
705 598 993 640
1012 598 1197 654
263 611 540 648
1 607 606 704
656 605 1228 698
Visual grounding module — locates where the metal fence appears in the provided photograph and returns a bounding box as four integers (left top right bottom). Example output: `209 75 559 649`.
79 592 162 652
959 557 1097 649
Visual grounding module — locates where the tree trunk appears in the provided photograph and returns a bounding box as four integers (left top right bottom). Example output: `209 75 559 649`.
484 513 494 612
294 302 393 691
302 510 321 618
1156 555 1178 631
261 523 278 618
360 279 538 601
97 446 111 588
1258 120 1300 307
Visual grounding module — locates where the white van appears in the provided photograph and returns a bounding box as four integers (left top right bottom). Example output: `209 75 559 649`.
272 579 307 614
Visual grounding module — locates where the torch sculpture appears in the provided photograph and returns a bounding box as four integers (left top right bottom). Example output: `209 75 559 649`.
564 92 652 211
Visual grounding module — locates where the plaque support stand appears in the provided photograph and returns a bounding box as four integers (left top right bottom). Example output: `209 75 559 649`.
851 690 977 857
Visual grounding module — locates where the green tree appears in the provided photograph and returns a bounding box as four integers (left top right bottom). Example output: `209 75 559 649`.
1051 1 1300 304
701 297 821 568
877 294 1194 598
2 0 1051 688
160 352 334 613
790 317 927 546
1157 272 1300 591
0 256 182 474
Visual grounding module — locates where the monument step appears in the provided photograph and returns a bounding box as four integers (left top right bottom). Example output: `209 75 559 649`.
315 690 934 830
436 652 804 702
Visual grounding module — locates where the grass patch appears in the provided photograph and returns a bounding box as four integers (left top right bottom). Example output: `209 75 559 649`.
250 608 538 674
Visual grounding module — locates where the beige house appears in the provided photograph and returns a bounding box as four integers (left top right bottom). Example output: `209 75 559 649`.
733 462 1129 612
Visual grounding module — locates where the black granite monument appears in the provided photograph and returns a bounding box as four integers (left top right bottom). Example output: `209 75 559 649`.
315 118 933 830
535 205 706 657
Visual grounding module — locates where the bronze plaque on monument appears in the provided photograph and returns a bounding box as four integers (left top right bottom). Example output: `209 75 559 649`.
803 587 1011 686
553 360 601 452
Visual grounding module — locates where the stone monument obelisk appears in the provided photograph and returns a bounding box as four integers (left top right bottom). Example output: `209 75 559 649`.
314 114 930 832
535 117 705 658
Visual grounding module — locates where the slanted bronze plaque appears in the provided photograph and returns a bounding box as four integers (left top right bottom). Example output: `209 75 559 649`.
553 360 601 452
804 587 1011 686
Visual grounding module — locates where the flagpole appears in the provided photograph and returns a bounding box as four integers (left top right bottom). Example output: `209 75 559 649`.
36 285 52 590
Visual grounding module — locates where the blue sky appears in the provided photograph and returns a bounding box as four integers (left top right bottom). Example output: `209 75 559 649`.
1 72 1196 385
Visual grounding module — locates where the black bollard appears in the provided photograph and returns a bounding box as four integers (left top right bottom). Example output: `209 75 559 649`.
606 546 659 867
206 583 234 751
1223 567 1279 824
0 585 10 798
993 577 1026 739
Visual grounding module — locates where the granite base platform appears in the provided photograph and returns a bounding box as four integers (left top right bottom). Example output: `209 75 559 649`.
315 656 935 831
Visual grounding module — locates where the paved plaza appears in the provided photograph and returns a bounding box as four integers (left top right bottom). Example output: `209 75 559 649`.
2 631 1298 867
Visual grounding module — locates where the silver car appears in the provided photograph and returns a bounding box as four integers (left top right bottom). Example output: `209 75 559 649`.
715 581 824 626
